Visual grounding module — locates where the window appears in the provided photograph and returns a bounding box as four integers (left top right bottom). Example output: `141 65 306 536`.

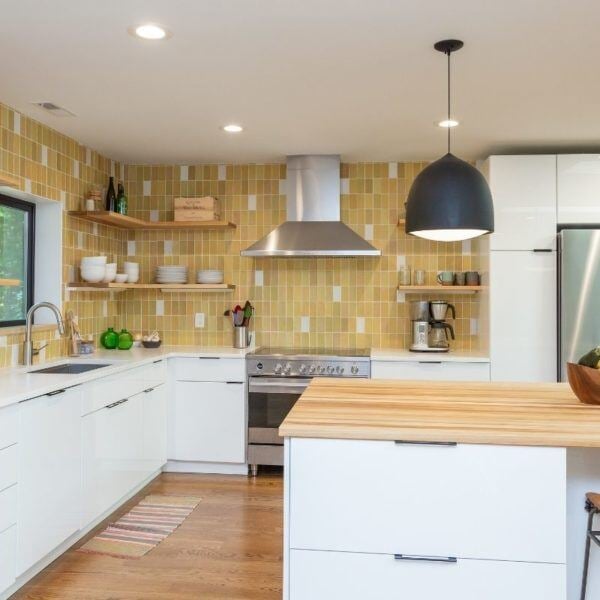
0 194 35 326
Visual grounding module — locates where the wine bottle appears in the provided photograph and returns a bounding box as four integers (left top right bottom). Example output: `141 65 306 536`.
105 177 116 212
116 182 128 215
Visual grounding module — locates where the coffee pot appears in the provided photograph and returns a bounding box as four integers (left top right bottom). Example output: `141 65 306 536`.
428 321 455 350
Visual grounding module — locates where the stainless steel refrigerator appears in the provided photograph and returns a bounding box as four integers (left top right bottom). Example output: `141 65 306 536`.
558 228 600 381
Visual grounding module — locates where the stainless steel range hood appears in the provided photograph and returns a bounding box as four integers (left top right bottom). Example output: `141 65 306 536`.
241 155 381 257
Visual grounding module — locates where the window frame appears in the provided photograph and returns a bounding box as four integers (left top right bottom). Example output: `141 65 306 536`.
0 194 36 327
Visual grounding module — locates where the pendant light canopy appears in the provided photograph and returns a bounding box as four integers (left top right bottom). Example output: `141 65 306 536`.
405 40 494 242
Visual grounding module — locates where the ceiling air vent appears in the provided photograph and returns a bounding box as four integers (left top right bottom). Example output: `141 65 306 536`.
32 102 76 117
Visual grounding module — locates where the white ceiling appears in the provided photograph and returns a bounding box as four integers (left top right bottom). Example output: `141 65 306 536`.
1 0 599 164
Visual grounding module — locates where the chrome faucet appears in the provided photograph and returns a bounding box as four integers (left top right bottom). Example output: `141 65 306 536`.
23 302 65 367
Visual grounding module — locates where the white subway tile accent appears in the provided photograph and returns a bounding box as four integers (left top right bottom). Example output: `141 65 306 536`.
0 336 7 348
195 313 205 328
24 178 31 194
388 162 398 178
300 316 310 333
149 210 159 222
67 265 75 283
279 179 287 195
143 180 151 196
218 164 226 180
73 160 79 178
341 178 350 194
164 240 173 256
156 300 164 316
110 160 115 177
86 148 92 166
396 291 406 303
13 112 20 135
356 317 366 334
127 241 136 256
92 224 98 236
332 286 342 302
41 145 48 166
365 224 374 241
248 194 257 211
255 270 264 287
462 239 472 255
60 190 66 207
77 231 84 249
102 300 108 318
396 255 406 270
11 344 18 366
120 163 125 180
180 165 189 181
470 318 479 335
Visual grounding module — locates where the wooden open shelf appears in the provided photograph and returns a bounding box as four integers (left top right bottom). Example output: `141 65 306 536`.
66 283 235 293
397 218 406 226
0 173 19 189
0 278 20 287
67 211 236 231
397 285 485 295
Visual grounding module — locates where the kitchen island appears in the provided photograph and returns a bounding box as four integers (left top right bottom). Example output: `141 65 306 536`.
280 379 600 600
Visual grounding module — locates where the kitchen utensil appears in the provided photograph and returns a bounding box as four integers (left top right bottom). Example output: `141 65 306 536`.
409 300 430 321
465 271 480 285
414 269 426 285
436 271 454 286
430 300 456 320
454 272 466 285
399 266 411 286
233 326 251 349
567 362 600 405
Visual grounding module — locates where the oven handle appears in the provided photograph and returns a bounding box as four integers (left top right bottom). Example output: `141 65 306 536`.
249 377 311 395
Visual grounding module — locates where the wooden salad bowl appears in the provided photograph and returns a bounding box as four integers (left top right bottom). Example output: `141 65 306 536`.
567 362 600 405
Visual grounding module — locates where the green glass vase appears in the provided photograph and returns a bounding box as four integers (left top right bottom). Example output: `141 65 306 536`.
118 328 134 350
100 327 119 350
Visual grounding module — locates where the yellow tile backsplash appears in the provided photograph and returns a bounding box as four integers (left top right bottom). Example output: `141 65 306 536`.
0 99 484 364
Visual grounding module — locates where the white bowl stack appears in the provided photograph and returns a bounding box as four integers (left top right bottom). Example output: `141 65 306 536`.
155 265 188 284
103 263 117 283
197 269 224 284
124 262 139 283
80 256 107 283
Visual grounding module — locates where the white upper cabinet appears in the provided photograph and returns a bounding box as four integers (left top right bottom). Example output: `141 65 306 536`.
484 155 557 250
557 154 600 224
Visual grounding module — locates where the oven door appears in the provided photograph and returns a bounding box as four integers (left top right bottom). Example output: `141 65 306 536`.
248 377 310 444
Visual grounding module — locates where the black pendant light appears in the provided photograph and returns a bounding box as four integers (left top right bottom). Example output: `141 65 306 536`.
405 40 494 242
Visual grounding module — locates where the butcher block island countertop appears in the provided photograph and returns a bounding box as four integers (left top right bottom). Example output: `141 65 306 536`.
279 378 600 447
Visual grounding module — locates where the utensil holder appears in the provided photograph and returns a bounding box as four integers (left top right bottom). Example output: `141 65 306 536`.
233 326 251 349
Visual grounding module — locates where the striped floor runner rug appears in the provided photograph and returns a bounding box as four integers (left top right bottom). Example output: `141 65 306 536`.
79 494 201 558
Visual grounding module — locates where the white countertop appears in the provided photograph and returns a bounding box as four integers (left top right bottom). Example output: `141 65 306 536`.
371 348 490 363
0 345 253 410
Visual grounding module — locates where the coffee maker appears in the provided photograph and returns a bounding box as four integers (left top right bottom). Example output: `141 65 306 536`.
409 300 456 352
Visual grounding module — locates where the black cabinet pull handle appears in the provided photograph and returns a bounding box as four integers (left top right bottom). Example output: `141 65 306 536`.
395 440 457 447
418 361 442 364
226 381 243 385
46 389 66 396
107 398 128 409
199 357 221 360
143 388 154 393
394 554 457 563
533 248 552 252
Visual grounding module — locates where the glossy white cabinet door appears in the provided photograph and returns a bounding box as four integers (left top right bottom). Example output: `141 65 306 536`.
18 387 82 575
371 361 490 381
0 525 17 595
171 381 245 463
557 154 600 224
142 383 167 474
490 250 557 382
290 549 566 600
485 155 557 250
81 392 144 526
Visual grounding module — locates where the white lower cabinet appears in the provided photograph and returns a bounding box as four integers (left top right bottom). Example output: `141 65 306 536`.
0 525 17 594
171 381 245 463
81 391 145 526
18 387 82 575
372 360 490 381
142 383 168 474
290 549 566 600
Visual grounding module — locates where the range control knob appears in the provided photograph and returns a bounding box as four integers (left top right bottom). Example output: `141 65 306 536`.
308 365 316 374
256 362 263 370
336 365 344 374
351 365 359 375
317 365 325 374
284 362 292 375
327 365 335 374
274 363 283 374
299 364 307 374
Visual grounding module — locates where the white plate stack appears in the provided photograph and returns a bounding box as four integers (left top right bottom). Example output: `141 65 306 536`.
155 265 188 284
197 270 224 284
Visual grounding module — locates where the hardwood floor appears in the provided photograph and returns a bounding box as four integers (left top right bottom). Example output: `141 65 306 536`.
12 472 283 600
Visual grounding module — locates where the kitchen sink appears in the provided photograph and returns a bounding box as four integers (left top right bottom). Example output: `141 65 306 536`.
29 363 112 375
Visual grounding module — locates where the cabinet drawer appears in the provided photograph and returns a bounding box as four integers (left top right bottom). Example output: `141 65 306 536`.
371 360 490 382
0 405 18 450
289 549 566 600
289 438 565 563
0 525 16 594
81 361 166 415
0 484 17 533
171 357 245 383
0 444 17 492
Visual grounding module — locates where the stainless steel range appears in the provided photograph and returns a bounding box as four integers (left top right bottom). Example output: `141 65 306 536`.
246 347 370 476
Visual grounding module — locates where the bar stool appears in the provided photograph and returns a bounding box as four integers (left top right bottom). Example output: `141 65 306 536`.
581 493 600 600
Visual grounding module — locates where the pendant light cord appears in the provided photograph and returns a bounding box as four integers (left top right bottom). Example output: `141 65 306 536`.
447 50 451 154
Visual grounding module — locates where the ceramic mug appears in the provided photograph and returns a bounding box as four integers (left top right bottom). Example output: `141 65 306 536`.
465 271 480 286
436 271 454 286
454 272 466 286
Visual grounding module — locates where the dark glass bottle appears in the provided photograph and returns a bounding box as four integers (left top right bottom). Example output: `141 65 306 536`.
116 182 128 215
105 177 116 212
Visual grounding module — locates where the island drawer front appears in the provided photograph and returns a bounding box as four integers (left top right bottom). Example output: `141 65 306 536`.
289 438 566 563
0 525 16 594
0 484 17 534
289 549 566 600
0 444 17 493
80 362 166 415
0 405 18 451
171 357 245 383
371 360 490 382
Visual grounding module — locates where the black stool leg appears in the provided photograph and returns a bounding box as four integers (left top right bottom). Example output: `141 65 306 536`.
581 503 596 600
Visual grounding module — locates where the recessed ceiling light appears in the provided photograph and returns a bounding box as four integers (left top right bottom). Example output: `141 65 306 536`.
438 119 459 128
223 124 243 133
130 24 169 40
